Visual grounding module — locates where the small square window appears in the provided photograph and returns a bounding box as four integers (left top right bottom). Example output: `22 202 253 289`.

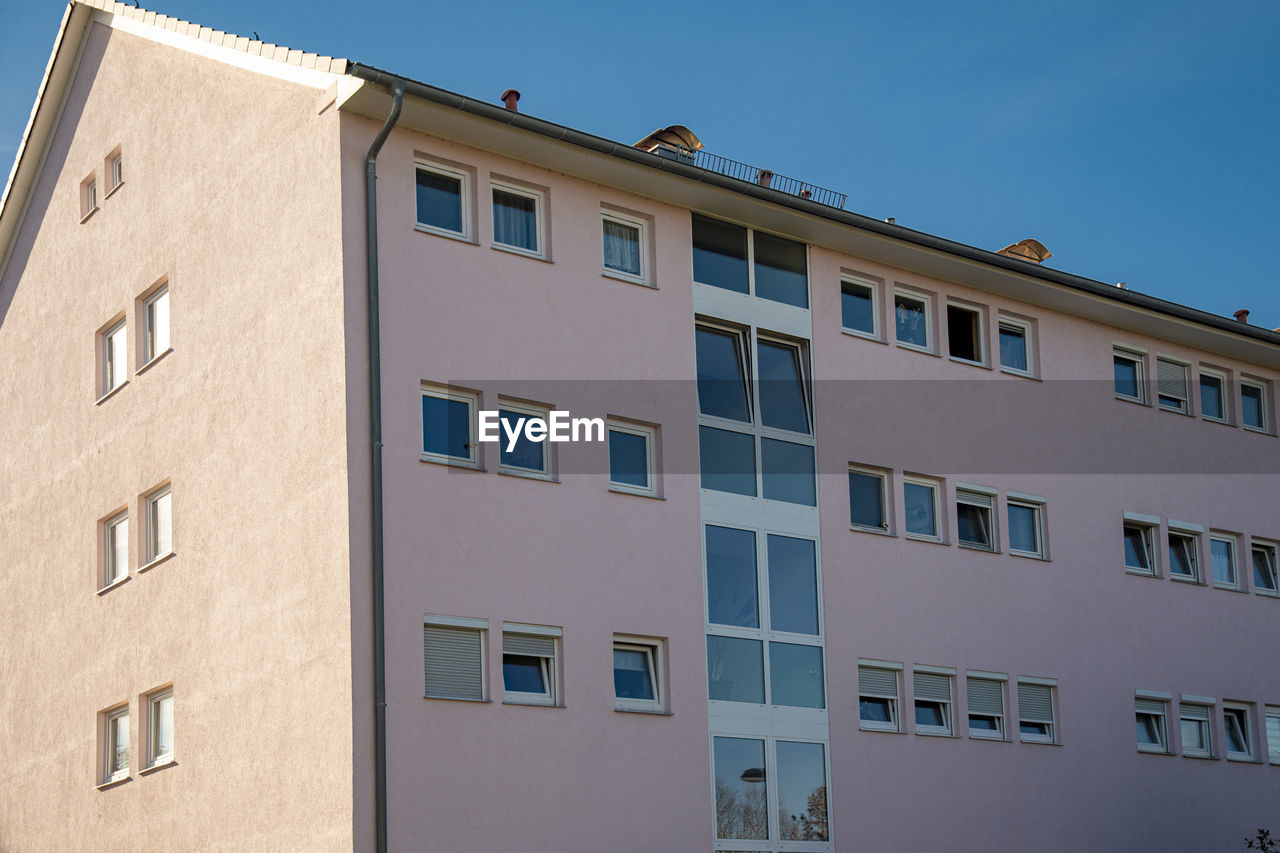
998 316 1033 375
753 230 808 308
1180 702 1213 757
614 637 663 712
1168 529 1200 582
608 421 656 496
101 320 127 397
913 670 953 736
601 211 649 284
147 689 174 767
1225 704 1254 761
143 286 170 365
1123 520 1156 575
1242 380 1268 432
103 511 128 587
894 290 931 352
858 663 900 732
760 438 815 506
1156 357 1189 413
841 278 878 339
1114 348 1146 403
904 477 940 541
415 162 470 239
1017 680 1056 744
946 303 985 365
967 675 1006 740
849 467 889 532
1210 534 1239 589
492 182 545 258
1253 542 1279 595
103 705 129 783
956 488 995 551
1008 499 1045 558
145 487 172 564
1266 707 1280 764
421 384 478 466
502 625 559 706
1136 697 1169 753
1199 370 1228 422
424 616 486 701
496 401 552 478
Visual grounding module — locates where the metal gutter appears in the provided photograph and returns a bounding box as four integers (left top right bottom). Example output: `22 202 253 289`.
363 79 405 853
346 62 1280 350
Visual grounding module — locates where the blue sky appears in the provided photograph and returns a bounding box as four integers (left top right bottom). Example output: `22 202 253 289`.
3 0 1277 324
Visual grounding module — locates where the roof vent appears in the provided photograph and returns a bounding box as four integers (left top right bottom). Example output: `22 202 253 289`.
500 89 520 112
1234 309 1250 324
996 239 1052 264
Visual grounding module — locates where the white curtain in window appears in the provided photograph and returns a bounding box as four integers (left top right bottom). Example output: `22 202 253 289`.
603 220 640 275
493 190 537 251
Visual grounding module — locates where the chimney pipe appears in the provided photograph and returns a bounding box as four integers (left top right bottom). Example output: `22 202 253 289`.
799 189 811 199
756 169 773 188
500 89 520 112
1234 309 1250 324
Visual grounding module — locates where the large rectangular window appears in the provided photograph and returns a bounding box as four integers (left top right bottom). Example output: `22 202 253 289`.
491 182 544 257
691 214 809 308
712 737 829 843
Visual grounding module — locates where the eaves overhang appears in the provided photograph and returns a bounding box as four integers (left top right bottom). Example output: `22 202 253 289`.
342 63 1280 371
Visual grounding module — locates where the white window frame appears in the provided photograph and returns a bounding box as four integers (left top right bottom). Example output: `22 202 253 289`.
144 486 173 566
600 209 649 285
81 174 98 220
613 636 664 713
1241 379 1269 433
143 285 170 366
109 152 123 191
903 475 942 543
1113 346 1147 404
1017 678 1057 744
101 319 127 397
1167 522 1202 583
1155 355 1190 414
102 511 128 588
945 301 986 366
840 275 880 341
848 465 890 534
103 705 130 783
1007 495 1046 559
1253 540 1279 597
420 384 480 468
893 288 933 353
1265 706 1280 765
1135 693 1170 754
495 398 553 480
997 314 1034 377
146 689 174 767
1224 702 1255 761
423 614 488 702
956 486 996 552
1179 700 1214 758
1122 513 1159 576
413 160 471 241
857 660 901 732
1198 368 1230 424
607 419 657 497
1210 533 1240 590
490 180 546 259
502 623 561 706
966 672 1007 741
912 666 954 737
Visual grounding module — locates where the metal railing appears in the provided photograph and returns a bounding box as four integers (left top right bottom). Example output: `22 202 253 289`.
652 145 846 209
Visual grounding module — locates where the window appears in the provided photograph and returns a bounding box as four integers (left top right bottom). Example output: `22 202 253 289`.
101 320 127 396
1123 517 1156 575
904 477 940 540
1200 370 1227 422
1210 534 1238 589
1017 680 1056 743
421 384 478 466
608 421 656 496
841 278 878 338
1253 542 1279 595
967 674 1006 740
690 214 809 308
913 669 953 735
109 151 123 190
705 527 824 709
1180 702 1213 757
415 161 469 239
145 487 172 564
143 286 170 364
423 615 486 701
601 210 648 284
712 736 830 843
502 625 559 706
858 662 900 732
894 289 931 351
1114 347 1146 403
1168 526 1201 582
491 181 544 257
998 316 1033 375
103 512 128 587
1242 380 1268 431
103 706 129 782
613 638 662 712
497 401 552 477
1156 357 1189 413
849 467 888 532
956 488 995 551
946 303 984 364
1266 707 1280 764
1224 704 1254 761
147 689 174 767
81 174 97 219
1136 697 1169 753
1008 497 1045 558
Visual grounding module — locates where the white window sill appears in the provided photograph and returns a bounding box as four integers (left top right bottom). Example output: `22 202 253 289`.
958 542 998 554
614 706 671 716
136 347 174 375
841 328 883 344
1243 425 1272 436
1169 574 1201 584
914 730 956 738
1114 394 1149 407
1202 416 1232 427
859 723 902 734
139 757 176 775
1226 754 1255 763
492 243 551 263
1212 582 1244 592
419 453 483 471
502 699 563 708
968 733 1008 742
1010 550 1047 561
138 551 176 573
905 533 946 545
850 524 893 536
414 223 475 244
1124 567 1158 578
948 356 990 370
1255 588 1280 598
895 341 937 357
96 775 130 791
1183 752 1216 760
1137 745 1171 755
96 575 131 596
497 467 556 483
79 206 100 224
95 381 129 405
999 366 1038 381
1158 404 1191 416
1020 737 1059 746
103 180 124 201
423 695 491 704
608 485 663 500
602 269 652 288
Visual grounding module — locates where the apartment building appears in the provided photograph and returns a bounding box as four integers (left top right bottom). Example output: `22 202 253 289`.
1 3 1278 851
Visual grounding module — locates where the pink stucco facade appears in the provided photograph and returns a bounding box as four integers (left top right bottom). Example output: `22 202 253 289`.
3 4 1279 852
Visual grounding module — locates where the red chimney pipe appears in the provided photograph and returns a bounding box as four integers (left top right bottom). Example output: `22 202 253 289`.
1234 309 1250 324
500 89 520 112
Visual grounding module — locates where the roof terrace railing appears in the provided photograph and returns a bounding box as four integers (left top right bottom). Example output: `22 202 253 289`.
652 145 847 209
